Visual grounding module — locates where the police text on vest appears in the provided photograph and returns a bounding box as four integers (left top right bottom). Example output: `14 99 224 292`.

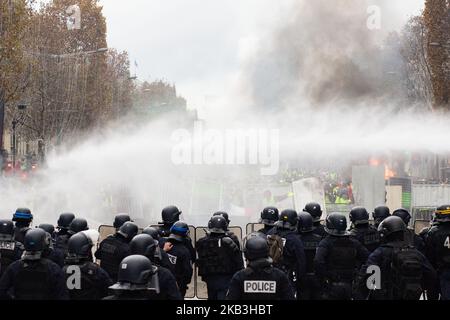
244 281 276 293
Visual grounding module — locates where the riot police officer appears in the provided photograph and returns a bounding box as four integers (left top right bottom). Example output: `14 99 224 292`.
38 224 55 239
54 213 75 253
113 214 131 231
393 208 425 254
268 209 306 289
360 216 437 300
68 218 89 235
129 233 174 274
296 212 323 300
0 228 69 300
95 221 138 282
63 232 112 300
12 208 33 244
104 255 182 300
425 205 450 300
213 211 241 249
226 235 295 300
38 225 65 268
157 205 182 237
163 221 193 298
257 207 279 235
142 226 160 240
314 212 369 300
372 206 390 228
0 220 24 277
349 207 380 252
303 202 327 238
196 216 244 300
158 206 196 264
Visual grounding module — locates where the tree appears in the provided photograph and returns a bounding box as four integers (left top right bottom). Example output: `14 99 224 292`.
423 0 450 109
399 16 434 107
0 0 33 151
15 0 133 153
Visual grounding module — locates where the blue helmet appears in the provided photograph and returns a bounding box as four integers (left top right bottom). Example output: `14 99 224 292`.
168 221 189 242
12 208 33 222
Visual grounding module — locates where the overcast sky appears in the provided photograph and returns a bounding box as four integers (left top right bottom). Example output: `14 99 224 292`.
100 0 426 114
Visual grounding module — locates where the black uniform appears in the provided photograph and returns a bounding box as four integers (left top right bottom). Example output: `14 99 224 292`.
361 241 437 300
349 224 380 253
256 225 274 236
314 235 369 300
196 234 244 300
54 230 71 254
226 230 241 250
0 258 69 300
0 239 24 277
425 223 450 300
312 222 327 238
226 258 295 300
404 228 426 254
165 240 193 297
63 261 113 300
13 225 31 245
154 247 175 274
158 226 197 264
297 231 323 300
95 234 131 282
43 247 65 268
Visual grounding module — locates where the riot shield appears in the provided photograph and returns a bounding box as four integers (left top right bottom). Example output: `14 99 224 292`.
97 225 144 243
194 226 243 300
246 223 265 235
98 225 116 244
414 220 430 235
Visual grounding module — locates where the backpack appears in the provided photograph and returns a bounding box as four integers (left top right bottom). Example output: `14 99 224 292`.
389 245 424 300
267 235 285 267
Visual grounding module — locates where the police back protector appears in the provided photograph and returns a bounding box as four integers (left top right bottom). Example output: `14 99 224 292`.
197 236 235 276
327 237 358 282
14 259 53 300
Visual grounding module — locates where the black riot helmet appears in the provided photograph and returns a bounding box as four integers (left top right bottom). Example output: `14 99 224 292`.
213 211 230 226
113 214 131 229
372 206 390 224
275 209 298 230
68 218 89 235
57 213 75 230
160 206 182 225
12 208 33 223
0 220 15 237
168 221 189 242
303 202 322 222
38 224 55 236
24 228 50 252
297 212 314 233
118 222 139 240
260 207 279 226
130 234 157 258
142 227 160 240
435 205 450 223
378 216 406 239
244 234 269 261
392 208 411 226
349 207 370 226
67 232 93 259
208 216 228 234
110 255 156 291
325 213 349 236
